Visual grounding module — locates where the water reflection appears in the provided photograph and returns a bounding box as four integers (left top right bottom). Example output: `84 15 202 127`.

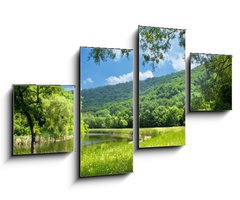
81 132 132 146
13 139 74 155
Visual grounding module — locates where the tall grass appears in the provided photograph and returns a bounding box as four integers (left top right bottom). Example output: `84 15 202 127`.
80 141 133 177
139 126 185 148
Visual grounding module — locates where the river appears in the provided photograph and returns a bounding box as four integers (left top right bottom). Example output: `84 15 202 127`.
13 139 74 155
81 132 132 146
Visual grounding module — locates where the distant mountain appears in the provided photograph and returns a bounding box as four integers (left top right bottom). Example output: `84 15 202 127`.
81 81 133 113
82 70 186 113
139 70 185 95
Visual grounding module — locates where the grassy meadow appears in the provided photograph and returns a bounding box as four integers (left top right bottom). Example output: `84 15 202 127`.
81 135 133 177
139 127 185 148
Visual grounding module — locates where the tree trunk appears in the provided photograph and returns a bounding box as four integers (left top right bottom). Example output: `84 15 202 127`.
25 112 36 154
17 86 36 154
30 124 36 154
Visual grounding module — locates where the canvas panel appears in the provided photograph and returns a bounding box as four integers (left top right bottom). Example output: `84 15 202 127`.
13 85 74 155
80 47 133 177
138 25 186 148
190 53 232 111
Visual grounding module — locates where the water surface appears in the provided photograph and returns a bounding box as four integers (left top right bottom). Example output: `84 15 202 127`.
14 139 74 155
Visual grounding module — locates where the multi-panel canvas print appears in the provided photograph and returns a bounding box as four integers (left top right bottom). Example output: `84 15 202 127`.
190 53 232 111
80 47 133 177
138 25 186 148
13 85 74 155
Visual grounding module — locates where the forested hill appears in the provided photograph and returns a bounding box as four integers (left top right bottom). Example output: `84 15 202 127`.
81 81 133 113
190 64 205 81
139 70 185 127
82 69 187 128
139 70 185 95
82 69 186 112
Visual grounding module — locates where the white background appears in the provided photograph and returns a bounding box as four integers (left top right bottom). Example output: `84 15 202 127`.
0 0 240 199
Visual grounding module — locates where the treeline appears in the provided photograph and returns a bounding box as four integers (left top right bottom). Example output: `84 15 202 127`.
140 70 185 127
191 54 232 111
81 81 133 130
14 86 74 140
82 100 132 129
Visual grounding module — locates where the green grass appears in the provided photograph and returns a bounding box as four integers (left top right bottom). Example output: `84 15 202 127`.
80 141 133 177
139 126 185 148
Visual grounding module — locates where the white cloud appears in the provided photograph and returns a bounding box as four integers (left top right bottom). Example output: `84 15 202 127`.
113 49 122 61
191 61 198 69
106 70 154 85
83 77 93 84
170 53 185 71
106 72 133 85
139 70 154 80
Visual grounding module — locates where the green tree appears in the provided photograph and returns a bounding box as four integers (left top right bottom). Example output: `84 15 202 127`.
139 25 185 70
87 47 131 65
42 95 74 140
191 54 232 110
14 85 73 153
81 96 89 135
119 119 128 128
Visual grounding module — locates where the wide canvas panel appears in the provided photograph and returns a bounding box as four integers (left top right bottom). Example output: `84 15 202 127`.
138 25 186 148
190 53 232 111
80 47 133 177
13 85 74 155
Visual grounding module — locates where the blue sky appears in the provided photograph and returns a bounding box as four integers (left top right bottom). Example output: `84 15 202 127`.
80 32 185 90
139 30 185 78
62 85 74 91
81 47 133 89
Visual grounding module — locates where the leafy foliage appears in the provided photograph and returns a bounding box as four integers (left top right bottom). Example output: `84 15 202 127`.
14 85 74 153
191 54 232 111
139 26 185 70
87 47 131 65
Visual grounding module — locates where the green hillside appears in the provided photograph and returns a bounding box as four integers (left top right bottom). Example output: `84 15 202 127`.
139 70 185 127
190 64 208 110
82 82 132 113
82 69 186 129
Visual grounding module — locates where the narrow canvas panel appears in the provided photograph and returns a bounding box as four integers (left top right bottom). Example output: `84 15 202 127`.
190 53 232 111
80 47 133 177
13 85 74 155
138 25 186 148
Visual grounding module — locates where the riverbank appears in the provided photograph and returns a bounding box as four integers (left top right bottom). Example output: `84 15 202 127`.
13 135 74 155
13 135 74 146
89 128 132 134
